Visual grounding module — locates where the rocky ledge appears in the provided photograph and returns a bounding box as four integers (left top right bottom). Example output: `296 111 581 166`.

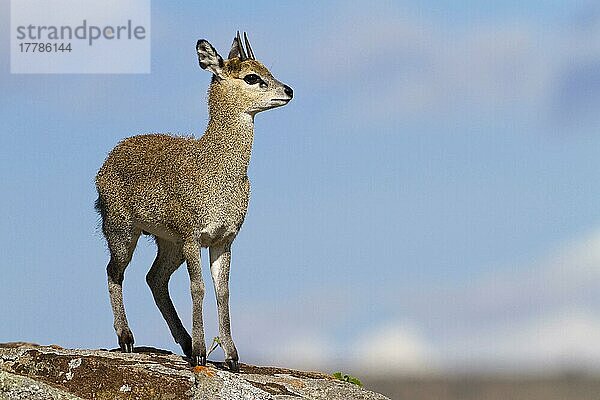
0 342 389 400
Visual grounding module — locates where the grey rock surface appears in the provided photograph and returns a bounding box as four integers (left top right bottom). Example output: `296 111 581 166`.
0 343 390 400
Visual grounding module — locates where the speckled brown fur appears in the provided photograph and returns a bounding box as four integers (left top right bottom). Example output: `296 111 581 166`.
95 34 293 371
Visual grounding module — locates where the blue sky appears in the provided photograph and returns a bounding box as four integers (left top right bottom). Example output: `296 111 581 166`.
1 0 600 375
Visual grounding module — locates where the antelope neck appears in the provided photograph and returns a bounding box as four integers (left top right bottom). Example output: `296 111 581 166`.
203 112 255 174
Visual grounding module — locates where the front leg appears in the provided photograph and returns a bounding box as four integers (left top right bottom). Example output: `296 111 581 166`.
209 244 239 372
183 240 206 366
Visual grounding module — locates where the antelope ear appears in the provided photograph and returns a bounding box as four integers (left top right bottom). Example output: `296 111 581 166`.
196 39 224 78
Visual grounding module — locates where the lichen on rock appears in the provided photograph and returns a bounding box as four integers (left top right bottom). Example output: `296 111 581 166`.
0 343 390 400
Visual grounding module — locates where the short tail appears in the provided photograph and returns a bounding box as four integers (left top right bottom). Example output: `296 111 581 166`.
94 195 106 221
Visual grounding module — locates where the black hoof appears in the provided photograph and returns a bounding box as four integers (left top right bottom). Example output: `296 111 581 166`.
121 343 134 353
118 332 135 353
192 355 206 367
226 359 240 373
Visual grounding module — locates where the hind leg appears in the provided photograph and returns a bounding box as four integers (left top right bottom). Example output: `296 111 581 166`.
146 238 192 357
105 226 140 353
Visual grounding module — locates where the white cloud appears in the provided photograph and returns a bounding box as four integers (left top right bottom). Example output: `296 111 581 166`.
268 333 333 371
469 229 600 316
352 322 437 375
503 310 600 367
231 229 600 374
448 309 600 372
429 228 600 371
229 289 358 370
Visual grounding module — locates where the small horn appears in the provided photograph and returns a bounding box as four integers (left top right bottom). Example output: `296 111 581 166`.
236 31 248 60
243 32 255 60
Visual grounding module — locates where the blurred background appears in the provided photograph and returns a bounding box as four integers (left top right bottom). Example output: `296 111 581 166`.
1 1 600 398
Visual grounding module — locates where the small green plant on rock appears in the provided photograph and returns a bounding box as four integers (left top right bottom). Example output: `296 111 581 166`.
207 337 221 357
332 371 363 387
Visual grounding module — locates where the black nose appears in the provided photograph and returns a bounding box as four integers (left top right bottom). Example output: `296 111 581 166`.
284 85 293 98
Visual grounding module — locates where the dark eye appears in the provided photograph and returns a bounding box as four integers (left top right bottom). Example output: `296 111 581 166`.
243 74 260 85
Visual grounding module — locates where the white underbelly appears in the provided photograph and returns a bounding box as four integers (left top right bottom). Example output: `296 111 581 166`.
198 221 239 246
134 220 239 247
134 221 182 243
